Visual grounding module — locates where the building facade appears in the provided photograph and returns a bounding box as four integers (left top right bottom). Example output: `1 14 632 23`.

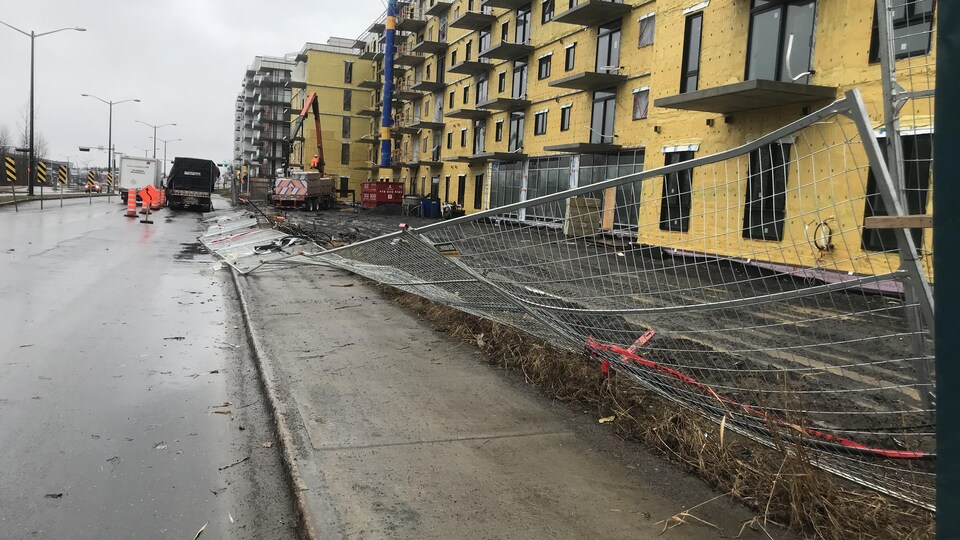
289 39 377 200
235 55 298 179
353 0 935 276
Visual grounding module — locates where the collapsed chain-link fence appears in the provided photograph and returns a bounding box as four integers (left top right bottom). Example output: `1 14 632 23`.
289 90 935 510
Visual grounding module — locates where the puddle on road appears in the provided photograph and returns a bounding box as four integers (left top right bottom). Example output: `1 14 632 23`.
175 242 209 261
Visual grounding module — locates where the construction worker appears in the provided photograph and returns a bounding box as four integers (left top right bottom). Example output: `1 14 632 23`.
310 154 320 170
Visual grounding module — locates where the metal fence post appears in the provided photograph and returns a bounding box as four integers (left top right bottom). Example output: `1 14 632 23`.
936 2 959 534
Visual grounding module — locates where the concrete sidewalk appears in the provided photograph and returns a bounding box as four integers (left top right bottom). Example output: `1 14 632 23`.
238 264 784 539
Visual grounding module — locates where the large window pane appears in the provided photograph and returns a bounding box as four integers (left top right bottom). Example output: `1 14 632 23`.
747 8 780 80
781 1 815 82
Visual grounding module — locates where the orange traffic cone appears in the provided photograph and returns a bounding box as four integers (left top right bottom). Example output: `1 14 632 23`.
125 189 137 218
150 196 160 211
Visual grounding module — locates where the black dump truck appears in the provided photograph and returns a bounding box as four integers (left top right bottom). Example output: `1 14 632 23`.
165 157 220 212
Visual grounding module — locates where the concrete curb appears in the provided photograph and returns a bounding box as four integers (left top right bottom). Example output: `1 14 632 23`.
229 269 319 540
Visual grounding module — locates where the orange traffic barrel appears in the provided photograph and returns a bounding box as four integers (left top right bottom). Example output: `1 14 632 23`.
125 189 137 218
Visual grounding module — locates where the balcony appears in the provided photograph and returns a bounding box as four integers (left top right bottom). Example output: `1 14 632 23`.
444 107 492 120
412 79 447 93
552 0 632 26
476 96 530 112
359 49 384 61
359 134 380 145
411 39 448 54
480 41 534 61
425 0 452 16
653 79 838 114
482 0 529 8
359 79 383 89
448 59 491 76
397 14 427 33
409 118 446 130
395 88 424 101
367 20 386 34
395 49 428 67
288 80 307 89
543 142 622 153
357 106 382 117
393 124 421 135
444 151 526 164
549 71 627 91
450 11 497 31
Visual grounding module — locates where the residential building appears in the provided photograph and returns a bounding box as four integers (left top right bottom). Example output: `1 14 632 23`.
354 0 935 275
289 39 377 200
235 55 298 179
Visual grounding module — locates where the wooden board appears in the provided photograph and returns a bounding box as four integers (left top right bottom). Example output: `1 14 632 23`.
863 215 933 229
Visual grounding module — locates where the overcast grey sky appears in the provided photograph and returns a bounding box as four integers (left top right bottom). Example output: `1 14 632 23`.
0 0 384 169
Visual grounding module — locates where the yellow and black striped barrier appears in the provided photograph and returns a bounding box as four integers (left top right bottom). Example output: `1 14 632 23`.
4 157 15 183
87 171 96 185
58 165 67 184
37 161 47 184
106 172 113 186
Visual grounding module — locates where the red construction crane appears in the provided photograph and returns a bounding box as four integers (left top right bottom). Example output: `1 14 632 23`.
288 91 325 175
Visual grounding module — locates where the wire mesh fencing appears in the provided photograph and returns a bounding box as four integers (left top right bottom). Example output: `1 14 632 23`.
312 90 935 510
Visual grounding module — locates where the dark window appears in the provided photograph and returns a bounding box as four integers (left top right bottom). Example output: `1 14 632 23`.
449 91 455 108
508 111 525 152
542 0 555 24
517 3 532 44
596 21 621 73
564 44 576 71
632 88 649 120
340 143 351 165
495 120 504 141
862 134 932 251
659 151 695 232
466 40 473 61
590 90 616 144
869 0 935 63
746 0 816 84
457 174 467 205
463 86 470 104
343 89 353 111
344 61 354 83
537 55 552 79
445 176 451 202
476 77 488 104
501 21 510 42
498 71 507 93
638 14 655 47
680 12 703 92
451 50 458 66
447 131 453 149
480 28 491 53
743 143 791 241
534 110 547 134
340 176 349 197
512 60 528 98
460 129 467 147
473 119 486 153
560 106 571 131
474 173 484 209
342 116 351 138
431 175 439 198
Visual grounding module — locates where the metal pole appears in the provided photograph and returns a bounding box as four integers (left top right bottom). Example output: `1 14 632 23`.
107 101 113 197
936 2 958 534
152 125 157 160
380 1 398 171
28 31 35 197
163 140 167 177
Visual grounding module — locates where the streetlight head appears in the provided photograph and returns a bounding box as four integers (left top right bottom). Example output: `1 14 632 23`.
81 93 89 97
76 28 87 32
134 99 141 102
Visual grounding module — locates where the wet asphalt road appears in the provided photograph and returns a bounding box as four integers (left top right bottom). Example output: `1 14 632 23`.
0 198 294 538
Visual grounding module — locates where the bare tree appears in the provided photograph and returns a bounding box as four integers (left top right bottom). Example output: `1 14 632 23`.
0 124 10 155
16 103 48 159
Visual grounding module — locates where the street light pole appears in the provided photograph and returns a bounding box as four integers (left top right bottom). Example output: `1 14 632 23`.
81 95 139 194
0 20 86 196
158 138 181 178
134 120 176 161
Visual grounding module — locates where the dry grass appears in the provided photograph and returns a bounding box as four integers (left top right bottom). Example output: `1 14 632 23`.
378 285 935 540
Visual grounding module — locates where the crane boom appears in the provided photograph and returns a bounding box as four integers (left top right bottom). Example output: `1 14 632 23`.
288 91 325 175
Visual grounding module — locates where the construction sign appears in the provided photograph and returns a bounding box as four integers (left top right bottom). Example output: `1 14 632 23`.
87 171 96 186
4 157 14 183
57 165 67 184
106 172 114 186
37 161 47 183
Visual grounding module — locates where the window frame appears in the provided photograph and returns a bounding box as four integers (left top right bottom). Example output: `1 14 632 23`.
868 0 935 63
560 105 571 131
344 61 354 83
474 173 484 209
861 133 932 251
343 89 353 111
340 142 351 165
537 54 552 79
534 110 548 135
564 43 576 71
542 0 555 24
742 142 791 241
659 151 695 232
631 87 649 120
680 12 703 93
495 120 504 141
460 128 467 147
638 13 656 47
744 0 817 84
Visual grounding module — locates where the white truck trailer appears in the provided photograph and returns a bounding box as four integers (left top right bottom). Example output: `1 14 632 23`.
118 156 160 204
